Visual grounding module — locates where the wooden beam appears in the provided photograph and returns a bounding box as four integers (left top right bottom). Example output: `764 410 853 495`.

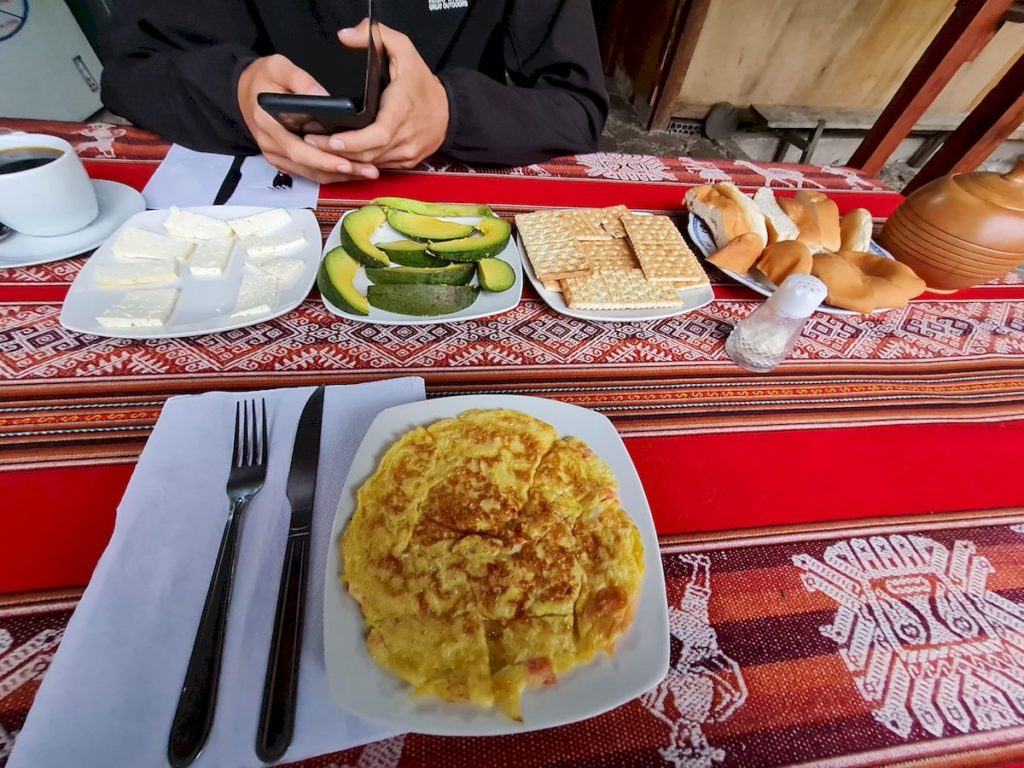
903 50 1024 194
647 0 711 131
848 0 1013 177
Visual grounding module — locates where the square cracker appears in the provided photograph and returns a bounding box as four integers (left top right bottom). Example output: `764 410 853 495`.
561 209 612 241
597 205 630 238
580 239 638 271
620 212 686 243
621 213 707 283
523 239 590 281
562 268 683 310
541 279 563 292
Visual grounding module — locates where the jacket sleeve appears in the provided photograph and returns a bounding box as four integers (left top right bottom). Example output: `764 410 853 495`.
98 1 261 154
436 0 609 166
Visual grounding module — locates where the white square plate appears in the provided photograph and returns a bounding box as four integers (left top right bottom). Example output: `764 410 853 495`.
320 211 523 325
59 206 321 338
686 212 895 316
517 212 715 323
322 394 669 736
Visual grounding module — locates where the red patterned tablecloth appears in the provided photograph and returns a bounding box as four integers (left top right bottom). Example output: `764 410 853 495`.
2 119 1024 768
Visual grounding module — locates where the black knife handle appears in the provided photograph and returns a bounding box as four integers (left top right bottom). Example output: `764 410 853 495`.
168 505 245 767
256 530 310 763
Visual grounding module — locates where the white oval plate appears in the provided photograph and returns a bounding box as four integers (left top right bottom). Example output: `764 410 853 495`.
60 206 322 339
320 211 523 325
686 212 895 316
322 394 669 736
0 180 145 269
517 212 714 323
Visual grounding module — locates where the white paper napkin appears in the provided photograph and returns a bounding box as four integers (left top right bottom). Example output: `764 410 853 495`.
143 144 320 209
9 378 424 768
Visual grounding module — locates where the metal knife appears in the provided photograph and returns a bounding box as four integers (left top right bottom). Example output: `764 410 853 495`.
255 385 325 763
213 154 246 206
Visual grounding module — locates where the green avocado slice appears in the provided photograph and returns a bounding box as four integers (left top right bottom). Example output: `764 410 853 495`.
373 196 493 218
377 240 449 267
365 263 475 286
476 258 516 292
426 216 511 262
367 284 479 316
318 247 369 315
386 210 476 242
339 205 389 267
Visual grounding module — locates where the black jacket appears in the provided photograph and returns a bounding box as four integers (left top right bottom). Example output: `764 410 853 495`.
99 0 609 166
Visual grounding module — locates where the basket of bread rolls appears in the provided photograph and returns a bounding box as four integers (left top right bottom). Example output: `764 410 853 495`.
685 183 926 315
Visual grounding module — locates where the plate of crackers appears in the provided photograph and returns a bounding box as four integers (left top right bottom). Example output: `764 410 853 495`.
515 206 714 322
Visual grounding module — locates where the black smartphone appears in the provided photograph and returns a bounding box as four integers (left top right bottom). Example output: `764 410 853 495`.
258 13 386 135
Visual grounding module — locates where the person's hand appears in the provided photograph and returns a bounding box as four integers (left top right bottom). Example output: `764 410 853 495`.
303 19 449 172
236 54 379 183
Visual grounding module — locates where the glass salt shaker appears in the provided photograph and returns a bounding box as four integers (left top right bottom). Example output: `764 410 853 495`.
726 274 828 373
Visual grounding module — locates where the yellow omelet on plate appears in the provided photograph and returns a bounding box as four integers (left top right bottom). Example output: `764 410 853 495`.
341 409 644 721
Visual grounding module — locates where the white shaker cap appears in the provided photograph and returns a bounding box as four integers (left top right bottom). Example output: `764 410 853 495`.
770 274 828 318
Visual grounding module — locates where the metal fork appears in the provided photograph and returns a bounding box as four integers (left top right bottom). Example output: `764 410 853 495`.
168 399 268 768
271 171 293 190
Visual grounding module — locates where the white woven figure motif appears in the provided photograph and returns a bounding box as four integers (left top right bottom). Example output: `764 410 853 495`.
793 535 1024 738
734 159 825 189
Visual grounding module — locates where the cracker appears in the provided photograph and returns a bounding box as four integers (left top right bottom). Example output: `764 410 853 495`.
620 212 686 243
622 213 707 283
523 238 590 280
562 268 683 310
515 211 573 244
597 205 630 238
541 279 563 292
580 239 639 270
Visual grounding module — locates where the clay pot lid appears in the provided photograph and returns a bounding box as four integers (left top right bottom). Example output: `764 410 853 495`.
954 156 1024 212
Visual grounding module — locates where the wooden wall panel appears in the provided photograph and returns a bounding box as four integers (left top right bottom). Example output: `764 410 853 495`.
926 20 1024 114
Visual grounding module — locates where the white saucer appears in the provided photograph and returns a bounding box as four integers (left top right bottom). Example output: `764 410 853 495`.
0 180 146 270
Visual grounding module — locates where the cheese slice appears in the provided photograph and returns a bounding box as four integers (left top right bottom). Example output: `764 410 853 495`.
231 272 278 318
113 227 194 262
164 207 233 240
242 231 306 259
248 257 304 286
97 287 179 328
94 258 177 287
189 237 234 276
228 208 292 239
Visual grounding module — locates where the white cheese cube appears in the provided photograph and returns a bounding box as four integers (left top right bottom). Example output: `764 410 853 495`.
231 273 278 318
97 287 179 328
189 238 234 276
228 208 292 239
242 231 306 259
94 258 177 287
113 227 194 262
248 257 304 286
164 207 233 240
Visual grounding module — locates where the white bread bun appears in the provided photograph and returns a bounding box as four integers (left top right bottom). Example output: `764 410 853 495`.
840 208 873 252
715 182 768 249
684 185 749 249
778 197 829 254
752 187 798 244
796 190 841 252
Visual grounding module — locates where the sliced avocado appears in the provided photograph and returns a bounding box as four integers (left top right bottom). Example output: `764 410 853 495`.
387 210 475 242
476 258 516 292
426 216 511 262
365 263 475 286
377 239 448 267
367 284 479 316
339 205 389 267
373 196 493 218
318 247 368 315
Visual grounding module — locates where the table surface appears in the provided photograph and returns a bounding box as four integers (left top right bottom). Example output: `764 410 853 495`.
2 119 1024 768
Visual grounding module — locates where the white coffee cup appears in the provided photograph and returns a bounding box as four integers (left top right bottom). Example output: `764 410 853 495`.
0 133 99 237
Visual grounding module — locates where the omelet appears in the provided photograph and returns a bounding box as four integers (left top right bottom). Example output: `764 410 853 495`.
341 409 645 721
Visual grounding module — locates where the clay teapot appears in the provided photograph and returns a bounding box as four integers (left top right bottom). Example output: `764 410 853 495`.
880 157 1024 291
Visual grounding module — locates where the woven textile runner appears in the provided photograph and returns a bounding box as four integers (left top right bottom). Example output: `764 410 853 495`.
6 511 1024 768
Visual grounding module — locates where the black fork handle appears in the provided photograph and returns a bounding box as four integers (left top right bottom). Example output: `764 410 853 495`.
168 498 247 767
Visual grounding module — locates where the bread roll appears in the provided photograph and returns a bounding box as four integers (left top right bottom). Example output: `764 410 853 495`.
796 190 841 252
715 182 768 249
753 188 798 244
840 209 873 252
811 251 926 313
684 185 749 249
707 232 765 274
755 240 812 286
778 197 828 254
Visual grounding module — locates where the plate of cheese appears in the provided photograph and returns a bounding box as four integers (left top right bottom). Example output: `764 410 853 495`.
323 394 669 736
516 206 714 322
60 206 321 338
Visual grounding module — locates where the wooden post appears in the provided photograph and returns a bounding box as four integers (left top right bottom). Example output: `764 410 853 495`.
847 0 1012 177
903 50 1024 194
647 0 712 131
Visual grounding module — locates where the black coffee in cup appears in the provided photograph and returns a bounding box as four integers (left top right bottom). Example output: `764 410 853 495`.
0 146 64 176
